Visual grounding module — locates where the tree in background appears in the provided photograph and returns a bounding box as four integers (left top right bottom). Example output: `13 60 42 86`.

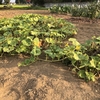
15 0 20 4
0 0 2 4
14 0 98 4
26 0 31 4
4 0 10 4
15 0 26 4
20 0 26 3
44 0 96 2
32 0 45 6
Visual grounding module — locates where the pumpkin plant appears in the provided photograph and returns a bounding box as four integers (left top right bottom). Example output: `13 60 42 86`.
0 14 99 81
0 14 77 66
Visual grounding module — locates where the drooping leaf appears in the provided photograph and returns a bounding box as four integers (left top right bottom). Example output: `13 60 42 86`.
48 23 54 28
44 49 55 59
3 46 10 52
73 52 80 60
90 58 96 68
31 31 38 36
22 39 31 46
0 47 2 52
96 62 100 70
34 17 38 22
78 70 86 79
69 38 80 46
31 46 41 56
33 37 40 47
45 38 55 44
85 71 95 81
18 56 35 67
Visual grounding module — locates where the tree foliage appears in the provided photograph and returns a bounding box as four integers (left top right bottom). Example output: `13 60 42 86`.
32 0 45 6
4 0 10 4
0 0 2 4
15 0 26 4
15 0 97 4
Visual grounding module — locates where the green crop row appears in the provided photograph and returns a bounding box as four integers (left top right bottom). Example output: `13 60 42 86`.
49 2 100 19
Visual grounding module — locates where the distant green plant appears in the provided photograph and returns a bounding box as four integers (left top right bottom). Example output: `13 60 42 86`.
49 5 72 14
0 4 47 10
87 2 100 19
49 2 100 19
71 2 100 19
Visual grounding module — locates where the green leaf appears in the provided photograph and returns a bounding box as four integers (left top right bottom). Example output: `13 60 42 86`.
96 36 100 40
22 39 31 46
85 71 95 81
27 36 33 41
73 52 80 60
3 46 9 52
0 47 2 52
9 46 14 51
22 40 29 46
44 49 55 59
96 62 100 70
79 53 89 61
7 39 12 45
90 58 96 68
34 17 38 22
18 56 35 67
16 45 27 53
0 36 5 44
44 49 51 54
7 38 17 46
3 46 14 53
48 23 54 28
78 70 86 79
45 38 55 44
31 31 38 36
33 37 40 47
31 46 41 56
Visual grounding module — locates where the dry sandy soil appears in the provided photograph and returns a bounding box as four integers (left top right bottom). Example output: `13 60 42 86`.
0 10 100 100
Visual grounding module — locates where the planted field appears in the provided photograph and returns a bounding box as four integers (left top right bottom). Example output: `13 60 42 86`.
0 10 100 100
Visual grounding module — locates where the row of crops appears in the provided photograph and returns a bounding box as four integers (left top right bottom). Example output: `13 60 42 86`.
49 2 100 19
0 14 100 81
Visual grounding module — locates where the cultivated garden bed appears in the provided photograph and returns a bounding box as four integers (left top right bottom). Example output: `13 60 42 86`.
0 10 100 100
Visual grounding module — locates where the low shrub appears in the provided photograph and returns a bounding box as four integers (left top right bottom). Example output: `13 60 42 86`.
49 5 72 14
49 2 100 19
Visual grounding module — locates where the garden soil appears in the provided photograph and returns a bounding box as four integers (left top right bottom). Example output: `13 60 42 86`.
0 10 100 100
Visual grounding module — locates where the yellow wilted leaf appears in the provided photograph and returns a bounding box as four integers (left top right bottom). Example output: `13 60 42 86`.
34 17 38 22
75 45 81 50
33 37 41 47
90 59 96 68
73 52 80 60
65 43 69 47
73 30 77 35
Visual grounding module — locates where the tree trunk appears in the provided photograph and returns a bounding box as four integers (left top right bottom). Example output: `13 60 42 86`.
0 0 2 4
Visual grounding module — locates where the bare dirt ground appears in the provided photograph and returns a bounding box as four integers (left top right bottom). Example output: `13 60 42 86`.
0 10 100 100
